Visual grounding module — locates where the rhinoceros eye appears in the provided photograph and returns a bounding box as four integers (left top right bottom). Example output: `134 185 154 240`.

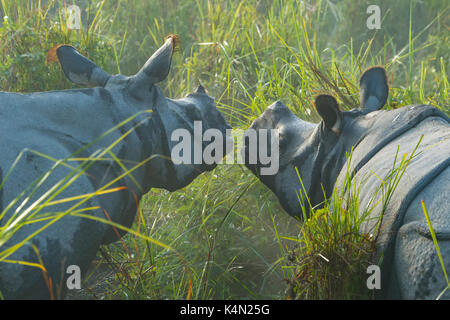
278 132 288 149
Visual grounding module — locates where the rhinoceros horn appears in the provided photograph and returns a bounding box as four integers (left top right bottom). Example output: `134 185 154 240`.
56 45 111 87
359 66 389 113
315 94 343 135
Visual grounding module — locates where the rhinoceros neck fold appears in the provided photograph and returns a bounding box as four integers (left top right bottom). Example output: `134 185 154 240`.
303 124 348 208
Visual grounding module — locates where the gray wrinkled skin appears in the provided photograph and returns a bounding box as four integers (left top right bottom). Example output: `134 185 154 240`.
0 37 230 299
245 67 450 299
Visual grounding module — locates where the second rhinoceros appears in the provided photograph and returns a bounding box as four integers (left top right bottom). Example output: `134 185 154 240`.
245 67 450 299
0 36 230 299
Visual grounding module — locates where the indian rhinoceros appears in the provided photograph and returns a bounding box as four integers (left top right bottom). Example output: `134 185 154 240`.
244 66 450 299
0 36 230 299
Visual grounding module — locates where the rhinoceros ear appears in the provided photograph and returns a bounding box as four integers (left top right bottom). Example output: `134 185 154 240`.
315 94 343 135
359 66 389 113
129 35 178 98
56 45 110 87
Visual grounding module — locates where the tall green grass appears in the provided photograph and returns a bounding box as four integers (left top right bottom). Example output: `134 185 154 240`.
1 0 449 299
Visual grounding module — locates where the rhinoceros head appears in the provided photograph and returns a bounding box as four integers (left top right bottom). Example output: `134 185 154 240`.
56 36 230 192
245 67 389 218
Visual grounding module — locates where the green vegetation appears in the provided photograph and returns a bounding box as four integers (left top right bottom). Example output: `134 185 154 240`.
422 201 450 300
1 0 449 299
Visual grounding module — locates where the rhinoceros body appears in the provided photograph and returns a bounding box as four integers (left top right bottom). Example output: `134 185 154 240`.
334 105 450 299
0 37 230 299
245 67 450 299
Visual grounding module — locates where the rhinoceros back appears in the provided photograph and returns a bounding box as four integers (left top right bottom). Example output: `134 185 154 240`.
335 104 450 298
